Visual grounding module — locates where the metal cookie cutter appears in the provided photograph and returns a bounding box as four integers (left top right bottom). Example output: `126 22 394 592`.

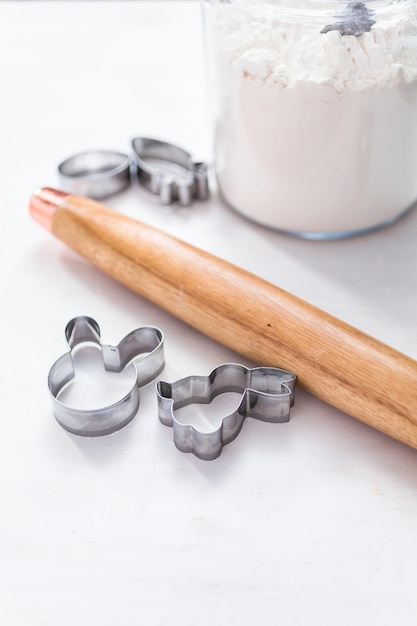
131 137 209 207
48 316 164 437
58 150 131 200
156 363 296 460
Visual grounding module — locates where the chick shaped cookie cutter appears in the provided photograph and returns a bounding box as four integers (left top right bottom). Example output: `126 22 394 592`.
48 316 164 437
131 137 209 207
156 363 296 460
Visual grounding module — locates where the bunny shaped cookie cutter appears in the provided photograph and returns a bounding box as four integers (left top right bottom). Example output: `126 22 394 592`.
48 316 164 436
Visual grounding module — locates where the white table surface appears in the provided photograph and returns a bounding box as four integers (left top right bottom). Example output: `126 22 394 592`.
1 1 417 624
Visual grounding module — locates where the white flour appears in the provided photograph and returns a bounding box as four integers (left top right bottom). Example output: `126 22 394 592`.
208 0 417 236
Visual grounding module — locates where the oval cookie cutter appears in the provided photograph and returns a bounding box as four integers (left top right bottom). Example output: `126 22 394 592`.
58 150 131 200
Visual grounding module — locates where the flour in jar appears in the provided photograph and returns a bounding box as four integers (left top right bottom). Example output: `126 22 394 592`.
208 0 417 236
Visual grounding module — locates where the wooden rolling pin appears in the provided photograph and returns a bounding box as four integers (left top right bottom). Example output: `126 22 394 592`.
29 187 417 449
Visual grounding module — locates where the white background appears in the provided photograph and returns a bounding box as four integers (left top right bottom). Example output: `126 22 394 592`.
1 1 417 624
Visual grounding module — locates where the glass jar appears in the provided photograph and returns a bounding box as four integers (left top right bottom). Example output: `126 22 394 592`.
201 0 417 239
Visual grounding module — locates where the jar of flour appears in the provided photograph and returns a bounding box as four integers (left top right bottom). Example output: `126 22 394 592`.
201 0 417 238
